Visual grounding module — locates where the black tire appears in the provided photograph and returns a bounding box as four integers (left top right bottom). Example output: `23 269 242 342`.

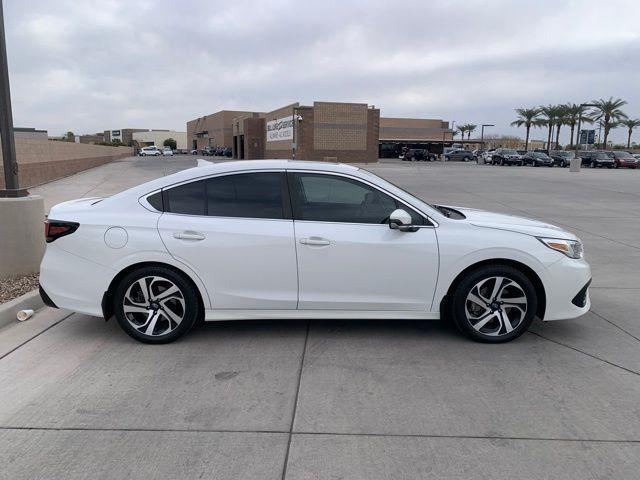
114 266 200 344
449 264 537 343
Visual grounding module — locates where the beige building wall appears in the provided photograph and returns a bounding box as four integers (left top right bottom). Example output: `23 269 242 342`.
133 130 187 149
187 110 257 150
0 138 132 189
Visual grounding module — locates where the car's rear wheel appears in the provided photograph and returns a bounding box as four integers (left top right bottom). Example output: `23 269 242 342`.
450 265 537 343
114 266 199 344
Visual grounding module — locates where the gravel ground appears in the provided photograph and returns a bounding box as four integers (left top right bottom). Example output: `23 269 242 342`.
0 273 39 304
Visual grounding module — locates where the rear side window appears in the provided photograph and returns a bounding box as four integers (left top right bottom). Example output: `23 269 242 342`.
161 172 286 219
206 172 285 219
147 191 163 211
165 180 205 215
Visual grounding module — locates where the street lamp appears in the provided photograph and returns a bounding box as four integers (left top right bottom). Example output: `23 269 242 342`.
0 0 25 197
480 124 494 148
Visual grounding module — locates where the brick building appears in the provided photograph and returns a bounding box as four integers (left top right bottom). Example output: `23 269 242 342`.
187 110 259 151
187 102 451 163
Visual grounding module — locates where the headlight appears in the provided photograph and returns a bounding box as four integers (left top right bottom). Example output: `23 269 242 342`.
537 237 584 259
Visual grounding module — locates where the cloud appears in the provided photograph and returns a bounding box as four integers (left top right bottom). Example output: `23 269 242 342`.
5 0 640 144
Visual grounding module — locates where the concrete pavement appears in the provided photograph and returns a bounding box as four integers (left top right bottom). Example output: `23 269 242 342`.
2 156 640 479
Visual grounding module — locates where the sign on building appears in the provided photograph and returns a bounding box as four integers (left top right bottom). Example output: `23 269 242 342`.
266 116 294 142
579 129 595 145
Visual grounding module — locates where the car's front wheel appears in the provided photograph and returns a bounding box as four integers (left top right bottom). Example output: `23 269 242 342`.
114 266 200 344
450 265 537 343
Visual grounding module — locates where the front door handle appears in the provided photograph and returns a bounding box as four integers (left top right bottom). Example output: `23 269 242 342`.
300 237 330 246
173 231 206 241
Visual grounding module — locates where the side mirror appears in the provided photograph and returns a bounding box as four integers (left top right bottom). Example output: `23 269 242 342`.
389 209 418 232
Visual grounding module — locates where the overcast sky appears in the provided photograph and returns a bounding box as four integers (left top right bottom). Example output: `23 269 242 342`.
5 0 640 144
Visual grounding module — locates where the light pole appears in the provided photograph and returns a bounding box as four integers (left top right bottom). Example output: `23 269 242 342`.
0 0 25 197
480 124 494 149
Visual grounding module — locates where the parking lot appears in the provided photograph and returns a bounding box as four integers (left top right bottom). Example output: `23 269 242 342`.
2 155 640 479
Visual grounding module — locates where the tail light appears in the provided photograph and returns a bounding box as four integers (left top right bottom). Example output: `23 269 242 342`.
44 219 79 243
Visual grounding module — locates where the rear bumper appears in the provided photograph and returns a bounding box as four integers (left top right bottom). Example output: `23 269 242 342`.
39 244 114 317
39 285 58 308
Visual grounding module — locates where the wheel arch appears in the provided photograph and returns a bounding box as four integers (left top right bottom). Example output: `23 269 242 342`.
440 258 547 320
101 261 206 321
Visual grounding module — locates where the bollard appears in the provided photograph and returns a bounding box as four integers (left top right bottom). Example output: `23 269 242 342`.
569 157 581 172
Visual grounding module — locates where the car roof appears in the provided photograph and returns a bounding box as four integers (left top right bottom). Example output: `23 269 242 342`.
109 159 362 201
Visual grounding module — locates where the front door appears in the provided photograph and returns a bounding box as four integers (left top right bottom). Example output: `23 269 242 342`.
288 172 439 311
157 171 298 309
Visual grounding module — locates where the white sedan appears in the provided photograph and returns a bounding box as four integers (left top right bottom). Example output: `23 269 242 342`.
39 160 591 344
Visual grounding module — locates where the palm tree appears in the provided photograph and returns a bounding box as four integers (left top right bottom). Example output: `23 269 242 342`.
538 105 564 151
554 105 570 148
457 125 467 145
511 107 540 151
619 118 640 149
591 97 627 148
465 124 477 140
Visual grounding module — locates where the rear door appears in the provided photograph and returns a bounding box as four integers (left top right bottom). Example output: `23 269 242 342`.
157 171 298 309
288 171 439 311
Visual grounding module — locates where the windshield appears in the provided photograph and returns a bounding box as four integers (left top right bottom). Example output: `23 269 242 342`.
533 152 549 158
503 149 517 154
594 153 609 159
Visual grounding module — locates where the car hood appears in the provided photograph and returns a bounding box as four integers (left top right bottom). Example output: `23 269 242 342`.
444 206 577 240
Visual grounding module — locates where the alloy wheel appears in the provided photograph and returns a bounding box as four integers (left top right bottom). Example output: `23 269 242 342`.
464 276 527 337
122 276 186 337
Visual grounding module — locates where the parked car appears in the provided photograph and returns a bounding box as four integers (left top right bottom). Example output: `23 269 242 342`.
39 160 590 344
491 148 522 166
202 146 215 156
472 149 485 160
162 147 174 156
633 154 640 161
605 151 638 169
221 147 233 158
445 149 473 162
403 148 435 161
578 151 615 168
522 152 554 167
190 149 199 155
549 150 575 168
479 149 495 164
139 146 161 157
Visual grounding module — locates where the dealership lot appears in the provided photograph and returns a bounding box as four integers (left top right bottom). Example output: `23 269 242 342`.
2 155 640 479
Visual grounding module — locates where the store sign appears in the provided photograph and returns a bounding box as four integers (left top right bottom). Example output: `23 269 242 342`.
579 129 595 145
266 116 294 142
112 130 121 137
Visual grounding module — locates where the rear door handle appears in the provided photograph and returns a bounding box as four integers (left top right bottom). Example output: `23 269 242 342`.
300 237 330 246
173 231 206 241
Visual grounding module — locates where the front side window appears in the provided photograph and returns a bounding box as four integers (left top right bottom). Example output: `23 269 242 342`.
290 173 424 225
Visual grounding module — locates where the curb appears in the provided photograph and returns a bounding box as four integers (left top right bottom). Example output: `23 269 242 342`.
0 289 45 329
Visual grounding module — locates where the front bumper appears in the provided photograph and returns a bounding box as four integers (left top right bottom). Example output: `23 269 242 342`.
542 256 592 321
